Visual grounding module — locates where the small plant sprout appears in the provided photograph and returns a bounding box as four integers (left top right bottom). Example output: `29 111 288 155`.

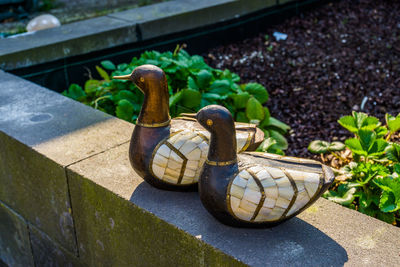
308 140 346 162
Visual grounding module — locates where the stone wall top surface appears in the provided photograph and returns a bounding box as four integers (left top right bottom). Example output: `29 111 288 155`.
0 70 133 165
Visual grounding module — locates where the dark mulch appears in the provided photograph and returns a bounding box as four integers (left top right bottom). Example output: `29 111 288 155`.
204 0 400 158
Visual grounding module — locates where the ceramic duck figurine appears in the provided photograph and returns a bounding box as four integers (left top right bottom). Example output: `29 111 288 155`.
196 105 335 227
113 65 264 191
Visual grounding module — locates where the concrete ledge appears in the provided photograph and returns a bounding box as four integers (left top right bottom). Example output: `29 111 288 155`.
0 0 296 70
1 72 399 265
67 142 400 266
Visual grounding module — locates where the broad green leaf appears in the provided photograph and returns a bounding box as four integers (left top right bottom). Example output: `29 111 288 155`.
358 129 376 151
196 70 212 88
188 55 207 70
361 116 381 131
325 187 356 206
338 112 380 133
329 141 346 151
308 140 330 154
394 163 400 174
187 76 199 90
338 115 358 133
245 97 264 121
244 83 269 104
345 138 367 156
385 143 400 162
203 93 223 101
353 111 369 129
101 60 116 70
116 99 134 121
114 90 137 104
267 147 285 155
232 92 250 109
375 126 388 138
367 139 389 157
265 117 290 133
258 137 277 152
386 113 400 134
84 80 101 94
63 84 86 101
209 79 231 95
269 130 288 150
358 191 371 209
259 107 271 128
380 191 397 212
235 112 248 123
96 66 110 81
117 63 129 70
374 176 400 213
180 89 201 108
169 91 183 107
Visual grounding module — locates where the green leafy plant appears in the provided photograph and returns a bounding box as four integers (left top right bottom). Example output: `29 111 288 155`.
63 47 290 154
308 111 400 226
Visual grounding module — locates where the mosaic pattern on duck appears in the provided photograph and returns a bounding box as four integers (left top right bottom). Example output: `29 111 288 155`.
150 128 254 185
171 119 254 152
227 165 322 222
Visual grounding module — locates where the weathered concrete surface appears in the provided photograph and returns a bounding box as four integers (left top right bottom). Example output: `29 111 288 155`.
67 142 400 267
0 71 133 254
109 0 276 40
0 131 77 253
0 201 34 267
0 16 136 70
29 225 82 267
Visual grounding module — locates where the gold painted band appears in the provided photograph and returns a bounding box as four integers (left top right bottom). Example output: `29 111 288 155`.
136 117 171 128
238 133 253 153
206 158 237 166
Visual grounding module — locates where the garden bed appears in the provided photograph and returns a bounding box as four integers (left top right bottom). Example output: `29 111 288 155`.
204 0 400 158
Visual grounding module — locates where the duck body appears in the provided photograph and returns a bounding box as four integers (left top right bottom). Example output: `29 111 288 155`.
199 153 334 227
114 65 263 191
129 117 262 191
196 105 335 227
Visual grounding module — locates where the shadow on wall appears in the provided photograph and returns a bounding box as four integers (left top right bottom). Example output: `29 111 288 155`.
130 182 348 267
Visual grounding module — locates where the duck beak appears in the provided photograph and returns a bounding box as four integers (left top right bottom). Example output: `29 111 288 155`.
112 74 131 80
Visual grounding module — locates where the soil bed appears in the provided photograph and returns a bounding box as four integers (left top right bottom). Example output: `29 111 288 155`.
204 0 400 158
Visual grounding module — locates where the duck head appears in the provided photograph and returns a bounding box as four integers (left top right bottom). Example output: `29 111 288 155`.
197 105 237 162
113 65 170 126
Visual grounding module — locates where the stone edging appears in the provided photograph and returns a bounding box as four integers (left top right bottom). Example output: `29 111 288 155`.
0 0 294 70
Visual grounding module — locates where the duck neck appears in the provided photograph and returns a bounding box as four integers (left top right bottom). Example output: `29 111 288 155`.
207 122 237 163
137 81 170 125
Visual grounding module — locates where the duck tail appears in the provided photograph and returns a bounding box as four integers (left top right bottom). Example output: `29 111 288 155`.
320 165 336 192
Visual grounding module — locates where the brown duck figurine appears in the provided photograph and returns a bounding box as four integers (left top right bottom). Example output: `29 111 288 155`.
196 105 335 227
113 65 264 191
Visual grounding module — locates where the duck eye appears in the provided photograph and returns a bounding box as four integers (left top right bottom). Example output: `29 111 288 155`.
140 77 145 82
206 119 213 126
